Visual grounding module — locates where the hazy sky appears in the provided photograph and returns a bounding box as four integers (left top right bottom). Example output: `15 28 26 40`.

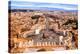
9 0 78 4
9 0 78 10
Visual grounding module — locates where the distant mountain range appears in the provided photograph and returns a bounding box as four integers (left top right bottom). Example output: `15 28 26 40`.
9 7 77 12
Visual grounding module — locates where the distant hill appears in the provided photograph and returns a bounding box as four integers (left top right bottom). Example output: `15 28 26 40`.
9 7 77 12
